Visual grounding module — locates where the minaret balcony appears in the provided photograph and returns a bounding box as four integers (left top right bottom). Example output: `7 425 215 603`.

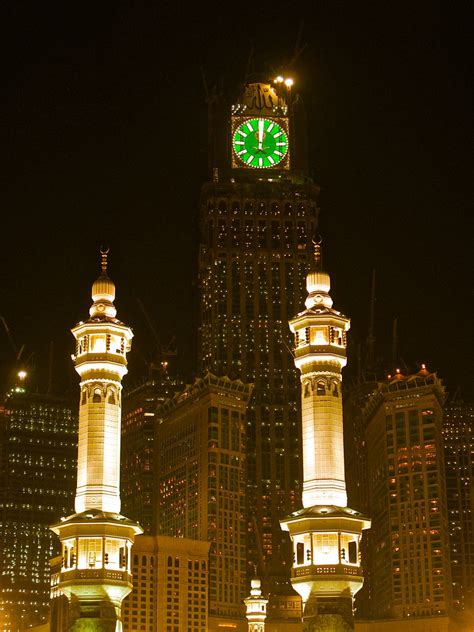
292 563 363 579
75 352 127 366
294 344 347 359
59 567 132 585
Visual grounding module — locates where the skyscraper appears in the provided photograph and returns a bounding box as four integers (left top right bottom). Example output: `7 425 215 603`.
155 373 252 629
0 381 76 631
361 369 452 621
443 400 474 613
121 378 181 534
198 76 319 582
50 250 142 630
281 241 370 631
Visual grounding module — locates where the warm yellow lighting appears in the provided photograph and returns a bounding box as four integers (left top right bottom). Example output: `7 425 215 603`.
274 75 284 84
284 78 294 87
17 370 27 380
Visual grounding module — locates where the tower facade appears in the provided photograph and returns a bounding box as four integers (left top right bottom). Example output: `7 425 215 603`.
155 373 252 628
198 76 319 584
51 251 142 631
280 243 370 631
443 400 474 614
362 370 452 620
0 385 76 631
121 378 181 534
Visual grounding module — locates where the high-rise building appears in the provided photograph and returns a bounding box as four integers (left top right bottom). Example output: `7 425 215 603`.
281 241 370 631
122 534 210 632
50 250 142 630
443 400 474 613
343 377 380 620
0 381 76 631
360 369 452 620
198 77 319 580
121 378 181 534
155 373 252 629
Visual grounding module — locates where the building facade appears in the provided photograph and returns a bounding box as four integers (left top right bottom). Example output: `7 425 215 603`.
0 383 76 631
155 373 252 628
121 378 181 534
122 534 210 632
443 400 474 613
362 370 452 620
198 78 319 582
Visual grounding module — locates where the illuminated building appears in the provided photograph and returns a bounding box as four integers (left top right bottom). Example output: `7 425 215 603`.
198 77 319 585
280 240 370 631
155 373 252 629
0 382 76 631
50 250 142 630
360 369 452 620
121 378 181 534
122 534 210 632
443 400 474 613
245 576 268 631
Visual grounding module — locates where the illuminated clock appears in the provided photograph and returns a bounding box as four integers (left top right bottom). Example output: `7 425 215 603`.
232 118 288 169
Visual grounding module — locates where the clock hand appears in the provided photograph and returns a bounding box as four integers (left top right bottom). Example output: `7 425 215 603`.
258 119 264 150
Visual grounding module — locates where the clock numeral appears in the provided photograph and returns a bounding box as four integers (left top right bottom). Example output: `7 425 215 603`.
276 142 286 146
246 121 254 132
235 141 245 146
274 150 283 157
274 131 283 138
258 157 263 167
237 149 247 156
238 130 247 137
267 156 275 165
246 154 254 164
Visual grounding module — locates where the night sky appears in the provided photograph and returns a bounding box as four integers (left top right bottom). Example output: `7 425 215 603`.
0 2 472 398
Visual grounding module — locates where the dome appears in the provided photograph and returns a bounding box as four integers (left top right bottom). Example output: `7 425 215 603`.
251 578 261 590
92 274 116 303
88 249 117 319
307 270 330 294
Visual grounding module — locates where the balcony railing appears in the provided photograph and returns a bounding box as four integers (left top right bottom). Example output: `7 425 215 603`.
292 564 363 579
59 568 131 583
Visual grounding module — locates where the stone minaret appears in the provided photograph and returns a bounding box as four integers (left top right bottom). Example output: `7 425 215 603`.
280 240 370 631
244 575 268 632
51 249 142 631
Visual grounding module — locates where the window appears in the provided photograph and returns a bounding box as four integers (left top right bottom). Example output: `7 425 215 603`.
296 542 304 565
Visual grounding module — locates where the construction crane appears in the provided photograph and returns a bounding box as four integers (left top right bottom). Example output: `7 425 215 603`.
136 299 177 380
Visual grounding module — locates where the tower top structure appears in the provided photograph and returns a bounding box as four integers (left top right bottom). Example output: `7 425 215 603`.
244 574 268 632
89 247 117 320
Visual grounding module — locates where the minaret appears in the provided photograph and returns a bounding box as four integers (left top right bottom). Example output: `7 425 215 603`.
280 239 370 631
51 249 142 632
244 574 268 632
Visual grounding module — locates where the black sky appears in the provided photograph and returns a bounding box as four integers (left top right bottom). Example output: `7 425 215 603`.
0 1 472 397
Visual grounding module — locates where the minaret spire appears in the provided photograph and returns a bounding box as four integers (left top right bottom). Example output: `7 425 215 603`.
281 239 370 630
312 235 322 269
100 245 109 276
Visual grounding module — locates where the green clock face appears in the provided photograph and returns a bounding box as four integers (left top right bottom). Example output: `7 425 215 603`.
232 118 288 169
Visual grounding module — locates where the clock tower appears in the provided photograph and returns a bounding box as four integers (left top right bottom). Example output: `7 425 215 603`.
198 74 319 610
